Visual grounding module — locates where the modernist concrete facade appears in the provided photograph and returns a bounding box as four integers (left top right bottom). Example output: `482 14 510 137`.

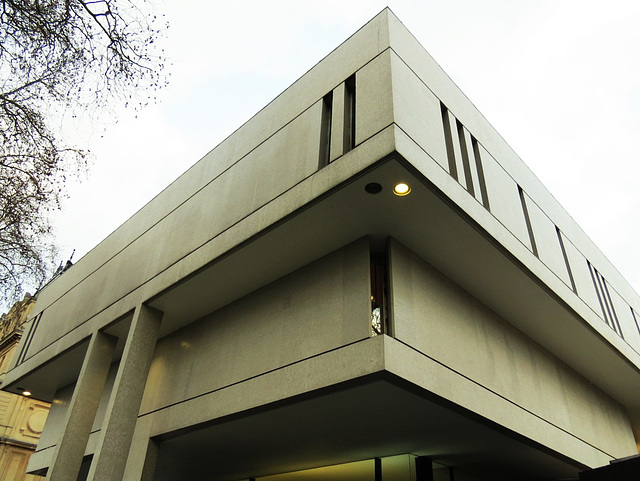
2 9 640 481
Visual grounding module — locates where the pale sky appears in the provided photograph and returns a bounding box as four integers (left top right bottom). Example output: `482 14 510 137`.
52 0 640 294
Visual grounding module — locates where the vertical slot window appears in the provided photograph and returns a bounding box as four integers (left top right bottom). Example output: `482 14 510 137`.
440 102 457 180
456 119 474 196
344 74 356 153
556 227 577 293
16 312 41 365
374 458 382 481
602 280 623 338
318 91 333 169
588 262 623 337
631 307 640 336
370 253 387 336
471 136 490 210
588 261 610 328
518 186 538 257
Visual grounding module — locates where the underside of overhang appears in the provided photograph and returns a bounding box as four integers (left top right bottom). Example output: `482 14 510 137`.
153 373 585 481
148 155 640 414
5 153 640 443
2 313 132 401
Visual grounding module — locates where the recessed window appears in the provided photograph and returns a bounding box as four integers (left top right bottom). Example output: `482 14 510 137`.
632 307 640 336
318 91 333 169
370 253 387 336
588 261 623 338
344 74 356 153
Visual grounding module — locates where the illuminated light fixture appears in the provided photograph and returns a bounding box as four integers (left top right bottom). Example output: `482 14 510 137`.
393 183 411 196
17 386 32 397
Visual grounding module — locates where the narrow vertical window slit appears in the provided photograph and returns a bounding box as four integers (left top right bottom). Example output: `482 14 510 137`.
631 307 640 336
588 261 611 328
596 271 615 328
440 102 458 180
370 253 387 336
17 312 41 365
374 458 382 481
556 227 577 293
456 119 474 195
471 136 490 210
518 186 538 257
344 74 356 153
318 91 333 169
601 279 623 338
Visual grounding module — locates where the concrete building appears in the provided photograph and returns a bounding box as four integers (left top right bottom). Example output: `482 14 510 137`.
0 295 49 480
2 8 640 481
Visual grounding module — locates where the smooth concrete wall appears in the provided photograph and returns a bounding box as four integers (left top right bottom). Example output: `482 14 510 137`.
522 191 573 286
389 239 637 461
356 49 394 146
14 11 397 369
30 239 370 472
478 146 532 249
386 13 640 356
139 238 371 414
32 9 393 317
25 102 322 357
389 51 448 173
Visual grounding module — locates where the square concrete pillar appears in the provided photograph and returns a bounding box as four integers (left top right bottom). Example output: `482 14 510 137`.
46 331 117 481
121 415 159 481
87 304 162 481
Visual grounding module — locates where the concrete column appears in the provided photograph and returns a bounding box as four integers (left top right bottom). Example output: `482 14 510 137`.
121 415 158 481
46 331 117 481
87 304 162 481
140 438 160 481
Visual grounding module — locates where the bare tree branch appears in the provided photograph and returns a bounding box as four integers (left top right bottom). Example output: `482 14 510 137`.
0 0 168 306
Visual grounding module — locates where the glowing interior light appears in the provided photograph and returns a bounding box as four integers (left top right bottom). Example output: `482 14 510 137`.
22 390 32 396
393 183 411 196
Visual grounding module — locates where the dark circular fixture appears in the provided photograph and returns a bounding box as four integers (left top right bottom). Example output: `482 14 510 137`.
365 183 382 194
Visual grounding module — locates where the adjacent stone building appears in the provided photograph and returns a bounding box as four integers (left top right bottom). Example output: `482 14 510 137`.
0 295 49 480
2 9 640 481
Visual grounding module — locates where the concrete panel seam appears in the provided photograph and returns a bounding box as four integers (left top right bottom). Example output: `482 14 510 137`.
30 46 399 319
137 336 373 418
14 123 398 368
390 337 618 459
393 126 640 363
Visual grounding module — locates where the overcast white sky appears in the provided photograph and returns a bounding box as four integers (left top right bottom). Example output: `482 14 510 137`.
52 0 640 294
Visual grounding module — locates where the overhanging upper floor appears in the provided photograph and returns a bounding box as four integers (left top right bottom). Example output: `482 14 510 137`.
4 7 640 454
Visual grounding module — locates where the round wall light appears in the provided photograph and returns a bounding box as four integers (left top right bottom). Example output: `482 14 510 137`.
393 183 411 196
